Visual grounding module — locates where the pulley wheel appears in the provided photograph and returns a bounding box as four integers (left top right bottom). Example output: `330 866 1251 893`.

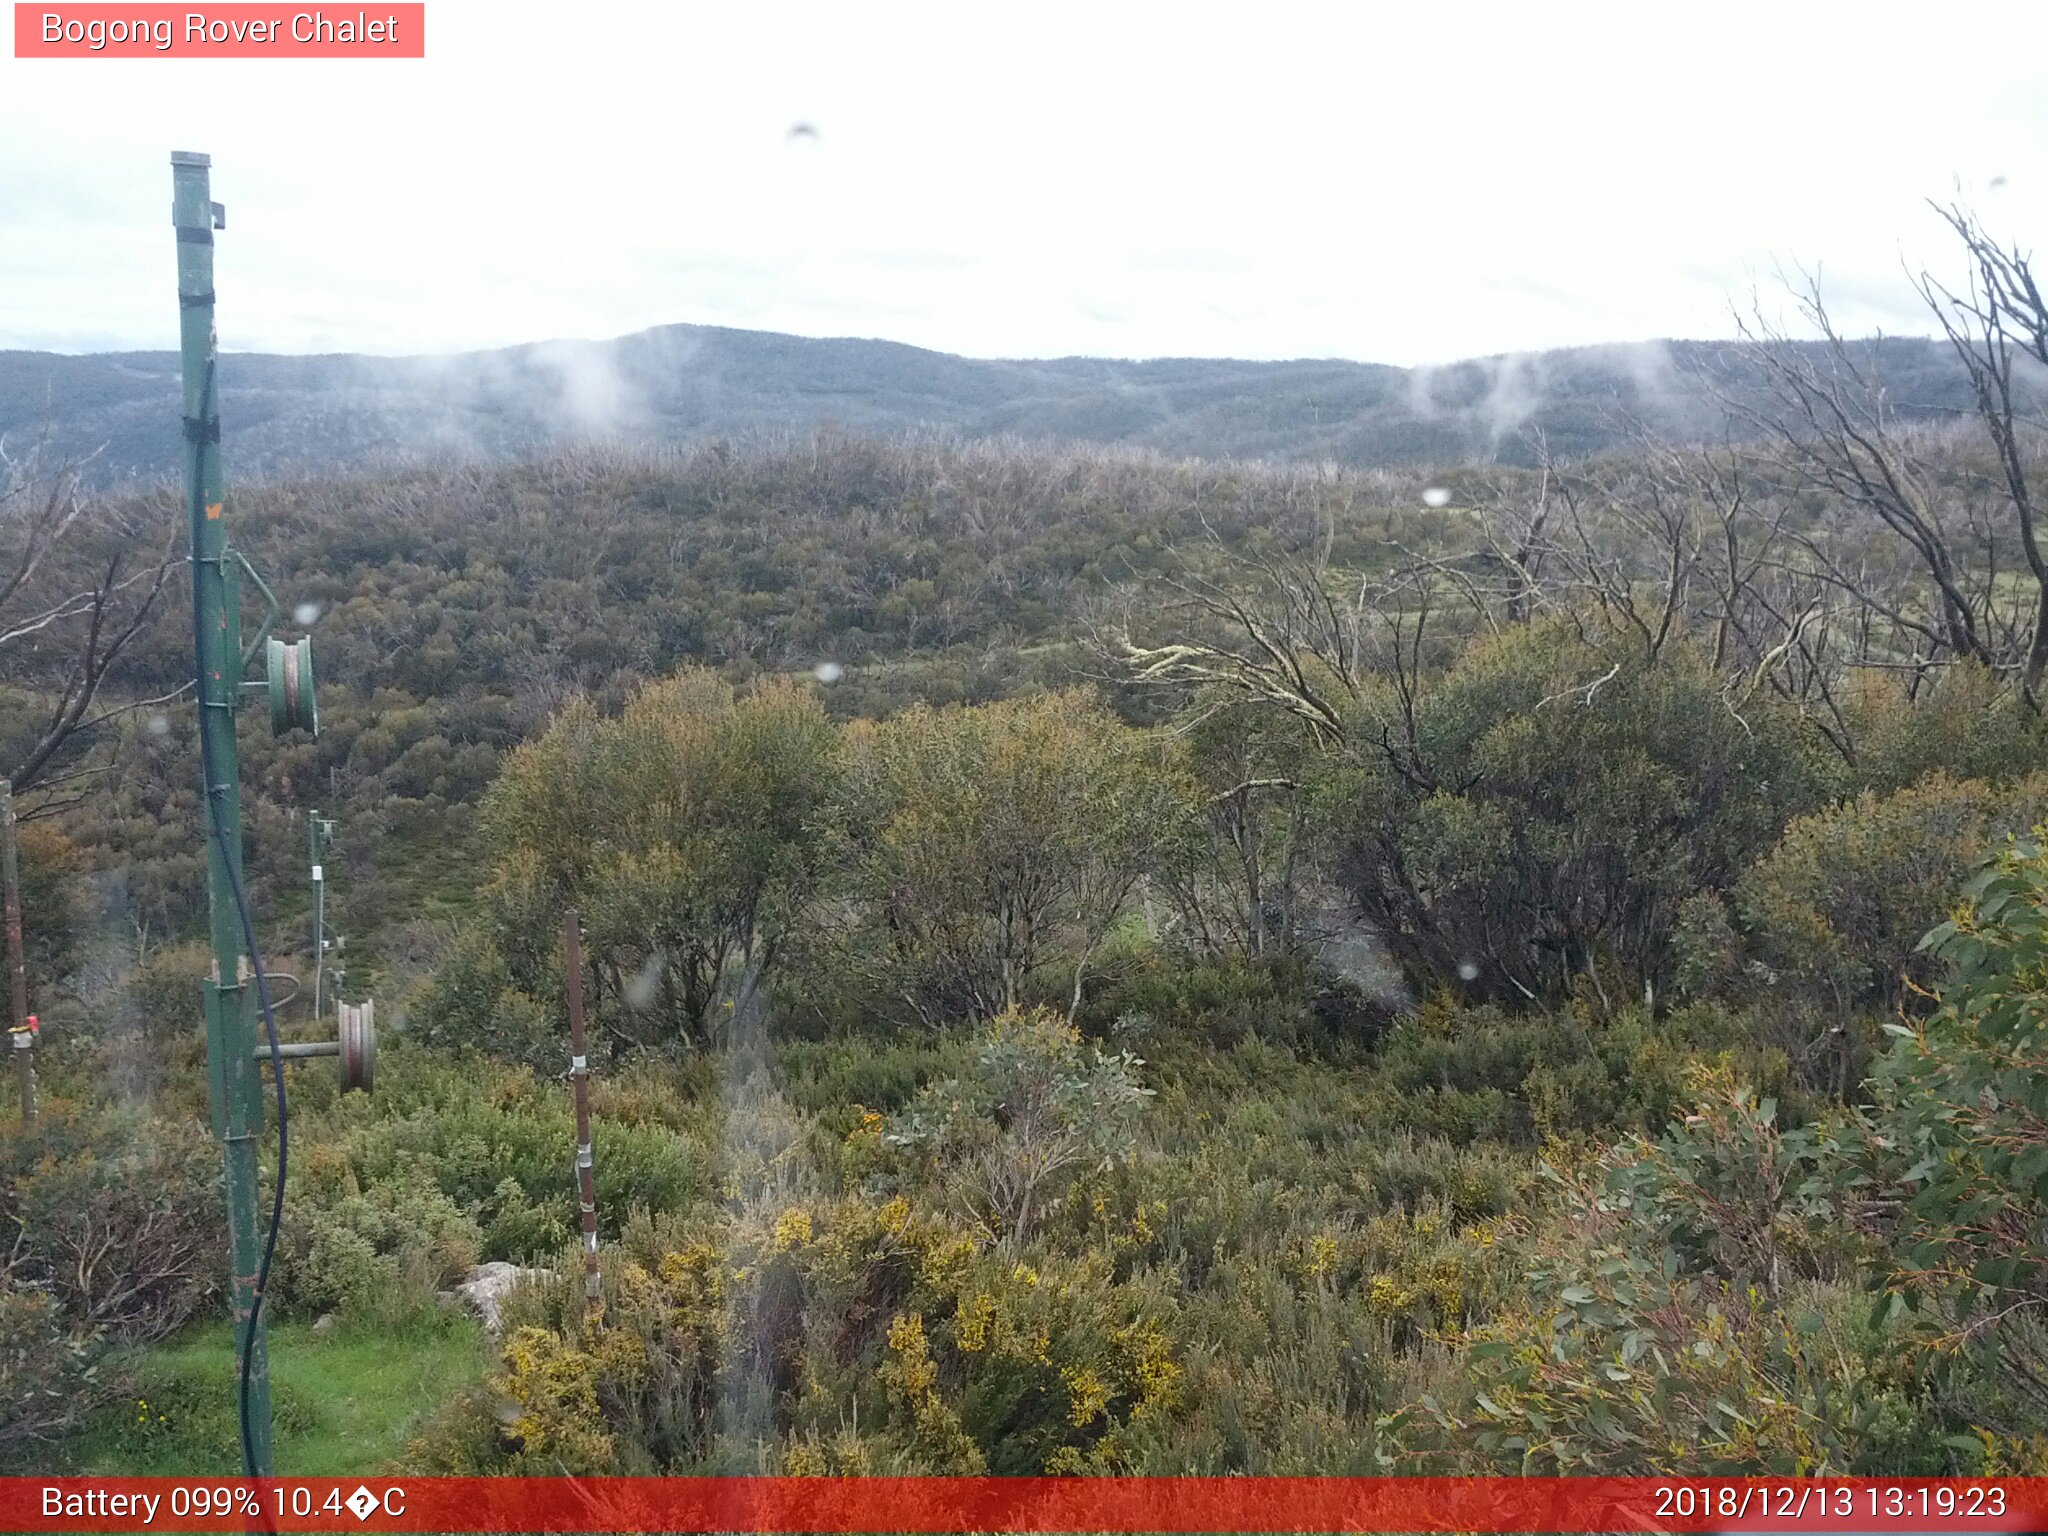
338 1000 375 1094
266 635 319 737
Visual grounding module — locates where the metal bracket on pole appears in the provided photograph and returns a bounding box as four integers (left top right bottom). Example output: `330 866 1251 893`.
232 549 279 667
251 999 374 1093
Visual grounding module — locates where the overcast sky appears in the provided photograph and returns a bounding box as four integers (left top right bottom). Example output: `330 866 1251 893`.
2 1 2045 366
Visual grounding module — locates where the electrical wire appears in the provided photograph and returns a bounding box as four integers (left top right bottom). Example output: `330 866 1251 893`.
187 361 289 1481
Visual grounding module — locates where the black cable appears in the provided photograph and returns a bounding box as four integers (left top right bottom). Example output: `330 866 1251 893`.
187 360 289 1482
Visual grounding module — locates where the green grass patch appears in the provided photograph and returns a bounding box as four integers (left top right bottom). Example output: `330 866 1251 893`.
64 1312 491 1476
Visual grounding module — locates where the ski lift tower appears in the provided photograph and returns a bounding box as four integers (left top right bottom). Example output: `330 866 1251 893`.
173 150 369 1478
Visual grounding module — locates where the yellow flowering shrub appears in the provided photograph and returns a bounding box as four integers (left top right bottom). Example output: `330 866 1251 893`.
495 1325 618 1473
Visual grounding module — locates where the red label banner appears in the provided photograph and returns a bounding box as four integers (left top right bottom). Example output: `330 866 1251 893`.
13 4 424 57
4 1477 2047 1533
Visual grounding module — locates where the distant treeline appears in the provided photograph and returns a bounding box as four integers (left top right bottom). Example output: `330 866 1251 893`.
0 325 1988 483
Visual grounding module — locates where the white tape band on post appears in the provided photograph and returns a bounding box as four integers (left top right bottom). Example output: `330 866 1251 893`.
584 1231 599 1254
571 1054 587 1073
576 1144 593 1168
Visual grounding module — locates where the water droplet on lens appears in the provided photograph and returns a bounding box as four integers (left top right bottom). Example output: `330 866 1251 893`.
813 661 844 684
1422 487 1452 509
292 602 321 626
147 713 171 736
1456 960 1480 982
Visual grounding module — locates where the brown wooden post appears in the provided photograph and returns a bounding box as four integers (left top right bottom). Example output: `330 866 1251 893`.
2 779 33 1122
564 908 601 1319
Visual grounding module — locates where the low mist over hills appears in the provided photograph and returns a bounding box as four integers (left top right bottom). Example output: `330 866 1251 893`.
0 322 1980 482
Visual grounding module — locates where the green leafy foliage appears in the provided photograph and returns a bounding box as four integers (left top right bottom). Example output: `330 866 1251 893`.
278 1051 702 1272
884 1008 1152 1246
831 690 1174 1024
1730 771 2048 1013
1836 665 2048 795
1334 621 1824 1003
407 927 558 1068
438 670 841 1050
1408 1072 1926 1474
273 1164 483 1325
1597 1067 1848 1295
1868 833 2048 1345
11 820 84 999
1152 694 1326 964
0 1282 105 1466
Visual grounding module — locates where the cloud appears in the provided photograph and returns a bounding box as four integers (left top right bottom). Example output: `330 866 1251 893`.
531 339 646 438
1405 352 1554 446
3 1 2042 364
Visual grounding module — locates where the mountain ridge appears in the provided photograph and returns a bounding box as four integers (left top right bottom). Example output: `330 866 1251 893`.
0 321 1977 483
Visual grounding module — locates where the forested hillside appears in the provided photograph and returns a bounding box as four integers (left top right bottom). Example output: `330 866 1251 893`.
7 212 2048 1478
0 324 1987 484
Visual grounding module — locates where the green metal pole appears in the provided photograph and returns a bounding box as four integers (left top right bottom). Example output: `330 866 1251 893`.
172 149 273 1477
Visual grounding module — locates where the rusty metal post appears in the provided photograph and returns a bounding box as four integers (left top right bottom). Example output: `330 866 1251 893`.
2 779 33 1122
309 812 332 1019
564 909 601 1319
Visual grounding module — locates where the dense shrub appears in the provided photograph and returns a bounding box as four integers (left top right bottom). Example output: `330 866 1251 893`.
13 821 85 995
1600 1065 1854 1293
117 942 215 1043
409 1191 1184 1477
1400 1079 1943 1474
0 1105 220 1339
883 1008 1152 1247
1372 1003 1678 1141
0 1283 105 1467
1838 665 2048 795
1411 1269 1967 1474
1727 771 2048 1013
290 1052 702 1267
832 690 1174 1025
1081 955 1319 1055
473 670 843 1050
0 1105 219 1469
408 928 560 1070
274 1163 483 1323
1334 622 1824 1005
771 1035 970 1123
1151 694 1327 964
1856 833 2048 1438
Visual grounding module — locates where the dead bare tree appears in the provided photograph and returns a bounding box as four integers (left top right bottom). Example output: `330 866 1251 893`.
1112 513 1374 750
1720 251 2048 709
0 433 180 804
1487 429 1711 662
1915 203 2048 696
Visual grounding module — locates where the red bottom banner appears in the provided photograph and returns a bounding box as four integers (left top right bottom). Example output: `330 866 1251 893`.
7 1476 2048 1534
